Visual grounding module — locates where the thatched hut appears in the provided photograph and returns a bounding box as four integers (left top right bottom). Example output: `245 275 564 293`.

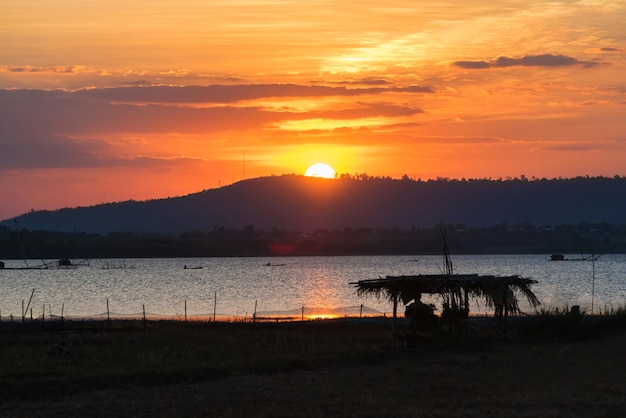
352 273 540 333
355 227 541 339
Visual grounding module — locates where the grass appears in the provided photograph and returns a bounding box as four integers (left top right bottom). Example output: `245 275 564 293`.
1 314 626 417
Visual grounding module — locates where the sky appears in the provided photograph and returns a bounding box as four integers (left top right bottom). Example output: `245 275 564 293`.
1 0 625 221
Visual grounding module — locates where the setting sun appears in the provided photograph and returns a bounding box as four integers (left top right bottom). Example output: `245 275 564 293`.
305 163 336 179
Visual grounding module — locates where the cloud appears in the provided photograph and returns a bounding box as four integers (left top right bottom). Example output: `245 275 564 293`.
329 78 391 85
0 65 91 74
452 61 491 69
311 103 423 120
72 83 434 104
541 145 597 152
0 88 424 170
416 136 503 144
0 125 206 172
380 122 423 129
454 54 598 69
2 90 402 133
0 131 110 169
584 47 624 54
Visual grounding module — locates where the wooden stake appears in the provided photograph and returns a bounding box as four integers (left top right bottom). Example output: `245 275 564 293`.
23 288 35 322
213 291 217 322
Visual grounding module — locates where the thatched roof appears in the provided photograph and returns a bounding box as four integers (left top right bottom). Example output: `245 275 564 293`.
352 274 540 313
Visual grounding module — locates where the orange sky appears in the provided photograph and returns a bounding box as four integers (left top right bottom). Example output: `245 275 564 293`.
1 1 625 220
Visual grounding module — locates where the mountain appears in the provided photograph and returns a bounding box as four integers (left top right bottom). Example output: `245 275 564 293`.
2 175 626 234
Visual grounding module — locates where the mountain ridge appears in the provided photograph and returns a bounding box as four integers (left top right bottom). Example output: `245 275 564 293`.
3 175 626 234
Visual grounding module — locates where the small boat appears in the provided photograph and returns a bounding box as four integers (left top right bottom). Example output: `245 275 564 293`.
0 261 49 270
549 253 600 261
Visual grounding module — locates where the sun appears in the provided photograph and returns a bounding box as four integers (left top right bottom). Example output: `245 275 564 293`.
305 163 336 179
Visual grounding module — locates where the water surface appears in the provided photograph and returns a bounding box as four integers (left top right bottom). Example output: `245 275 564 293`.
1 254 624 320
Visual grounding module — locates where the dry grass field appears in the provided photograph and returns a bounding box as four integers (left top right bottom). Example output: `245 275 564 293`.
1 314 626 417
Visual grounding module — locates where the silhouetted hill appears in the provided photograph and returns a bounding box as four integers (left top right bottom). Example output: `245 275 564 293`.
2 175 626 234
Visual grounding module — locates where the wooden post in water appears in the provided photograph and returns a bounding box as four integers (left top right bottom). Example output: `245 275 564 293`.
185 300 187 322
142 304 146 332
253 300 257 322
106 298 111 327
301 306 305 322
591 252 596 315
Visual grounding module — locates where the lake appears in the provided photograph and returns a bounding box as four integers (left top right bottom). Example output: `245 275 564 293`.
1 254 625 320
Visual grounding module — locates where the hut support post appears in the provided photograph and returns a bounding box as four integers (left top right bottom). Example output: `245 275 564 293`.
392 293 398 349
464 287 469 313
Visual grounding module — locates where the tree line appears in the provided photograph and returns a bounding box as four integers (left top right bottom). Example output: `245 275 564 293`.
0 222 621 260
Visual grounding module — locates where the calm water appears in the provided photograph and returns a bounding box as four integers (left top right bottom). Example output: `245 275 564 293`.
1 254 625 320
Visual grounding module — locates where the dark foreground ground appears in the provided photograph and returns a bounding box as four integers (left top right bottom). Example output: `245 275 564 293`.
1 316 625 417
